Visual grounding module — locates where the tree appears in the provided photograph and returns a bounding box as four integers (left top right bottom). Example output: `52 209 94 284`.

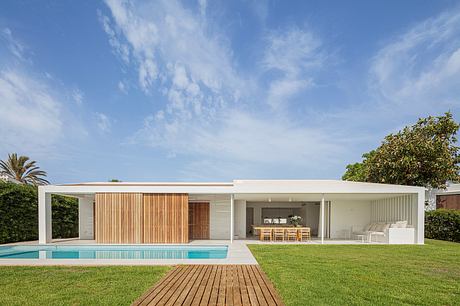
342 112 460 188
109 179 121 182
0 153 49 186
342 151 375 181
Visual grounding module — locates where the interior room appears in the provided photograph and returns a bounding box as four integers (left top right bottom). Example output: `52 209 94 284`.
245 201 321 237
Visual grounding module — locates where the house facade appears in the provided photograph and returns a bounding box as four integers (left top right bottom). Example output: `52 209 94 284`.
38 180 425 245
435 183 460 210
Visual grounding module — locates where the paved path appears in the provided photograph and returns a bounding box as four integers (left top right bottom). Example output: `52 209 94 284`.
131 265 284 306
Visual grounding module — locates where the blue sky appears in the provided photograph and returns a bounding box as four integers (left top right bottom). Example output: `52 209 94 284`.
0 0 459 183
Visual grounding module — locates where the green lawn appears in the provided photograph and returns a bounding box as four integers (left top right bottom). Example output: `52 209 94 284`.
0 266 170 306
249 239 460 306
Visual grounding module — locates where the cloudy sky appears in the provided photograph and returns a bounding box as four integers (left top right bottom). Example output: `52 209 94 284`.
0 0 459 183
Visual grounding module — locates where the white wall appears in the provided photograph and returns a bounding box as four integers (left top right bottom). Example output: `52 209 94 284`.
330 200 372 239
210 200 231 239
371 195 416 226
78 198 94 240
303 203 319 236
234 200 246 239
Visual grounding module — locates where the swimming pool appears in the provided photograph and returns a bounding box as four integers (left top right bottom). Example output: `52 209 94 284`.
0 245 228 259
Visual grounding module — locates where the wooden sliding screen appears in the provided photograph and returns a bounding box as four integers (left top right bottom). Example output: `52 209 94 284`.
189 202 210 239
94 193 143 243
143 193 189 243
94 192 189 243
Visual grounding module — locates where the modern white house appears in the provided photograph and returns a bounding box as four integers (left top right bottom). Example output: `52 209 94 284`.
38 180 425 245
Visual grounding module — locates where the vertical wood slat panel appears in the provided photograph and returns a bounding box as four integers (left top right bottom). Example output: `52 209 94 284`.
143 193 189 243
95 193 188 243
95 193 143 243
189 202 210 239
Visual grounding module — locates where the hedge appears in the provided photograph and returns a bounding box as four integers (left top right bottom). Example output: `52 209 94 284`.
425 209 460 242
0 182 78 244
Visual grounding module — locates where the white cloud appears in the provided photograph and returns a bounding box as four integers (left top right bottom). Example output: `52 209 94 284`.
102 0 245 97
103 0 343 178
133 109 345 176
72 88 84 105
263 28 323 77
95 112 112 133
1 28 27 61
267 78 312 110
371 9 460 112
98 11 130 64
118 80 128 93
198 0 207 18
262 28 324 110
0 69 62 151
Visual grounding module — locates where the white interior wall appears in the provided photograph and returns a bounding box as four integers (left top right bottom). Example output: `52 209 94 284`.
78 197 94 240
234 200 246 239
210 200 231 239
371 195 416 226
304 203 320 236
330 200 372 239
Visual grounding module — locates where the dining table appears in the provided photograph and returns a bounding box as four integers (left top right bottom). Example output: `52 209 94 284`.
252 225 310 241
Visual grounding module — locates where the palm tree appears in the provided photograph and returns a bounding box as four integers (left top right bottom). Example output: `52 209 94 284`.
0 153 49 185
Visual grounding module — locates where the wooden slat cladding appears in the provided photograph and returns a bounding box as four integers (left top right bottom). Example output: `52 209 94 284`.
189 202 210 239
143 193 189 243
95 193 143 243
94 193 188 243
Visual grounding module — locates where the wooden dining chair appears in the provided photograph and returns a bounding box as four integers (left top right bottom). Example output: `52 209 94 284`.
273 228 285 242
286 228 298 242
260 228 272 241
298 228 311 242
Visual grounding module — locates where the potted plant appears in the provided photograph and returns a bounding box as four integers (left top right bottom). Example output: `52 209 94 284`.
289 215 302 227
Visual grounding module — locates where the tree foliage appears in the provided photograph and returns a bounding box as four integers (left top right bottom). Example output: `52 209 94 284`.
0 182 78 244
342 112 460 188
0 153 49 185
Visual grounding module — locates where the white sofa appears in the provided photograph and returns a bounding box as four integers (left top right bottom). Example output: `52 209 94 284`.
353 221 415 244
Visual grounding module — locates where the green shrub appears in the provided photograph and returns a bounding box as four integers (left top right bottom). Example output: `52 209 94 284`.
0 182 78 244
425 209 460 242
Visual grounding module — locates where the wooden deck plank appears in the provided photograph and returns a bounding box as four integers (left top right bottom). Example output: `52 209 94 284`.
237 265 251 306
181 265 209 305
132 265 283 306
163 265 201 305
254 266 285 306
190 264 213 305
217 265 227 306
199 265 217 306
132 266 180 305
145 265 192 305
136 265 187 306
208 265 222 306
250 265 277 306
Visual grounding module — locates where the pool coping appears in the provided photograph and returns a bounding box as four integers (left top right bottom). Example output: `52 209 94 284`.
0 240 258 266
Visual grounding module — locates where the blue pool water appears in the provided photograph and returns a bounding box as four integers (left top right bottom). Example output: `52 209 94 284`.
0 245 228 259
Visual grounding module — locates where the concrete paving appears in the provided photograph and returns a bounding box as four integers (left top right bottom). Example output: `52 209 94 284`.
0 238 382 266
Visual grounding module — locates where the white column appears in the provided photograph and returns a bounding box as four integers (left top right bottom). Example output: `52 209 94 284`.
321 194 325 244
78 197 94 240
416 192 425 244
38 187 52 244
230 194 234 243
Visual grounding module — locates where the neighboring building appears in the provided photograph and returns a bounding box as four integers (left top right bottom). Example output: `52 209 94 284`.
0 174 20 184
38 180 425 245
435 183 460 210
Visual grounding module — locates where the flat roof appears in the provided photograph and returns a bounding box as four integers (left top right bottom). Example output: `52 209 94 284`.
42 179 424 196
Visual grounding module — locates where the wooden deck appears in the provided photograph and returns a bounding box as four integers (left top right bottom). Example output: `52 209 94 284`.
132 265 284 306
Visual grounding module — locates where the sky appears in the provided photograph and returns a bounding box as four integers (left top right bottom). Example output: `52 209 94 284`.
0 0 459 184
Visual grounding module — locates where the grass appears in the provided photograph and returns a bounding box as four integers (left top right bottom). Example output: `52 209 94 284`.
0 265 170 306
249 239 460 306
